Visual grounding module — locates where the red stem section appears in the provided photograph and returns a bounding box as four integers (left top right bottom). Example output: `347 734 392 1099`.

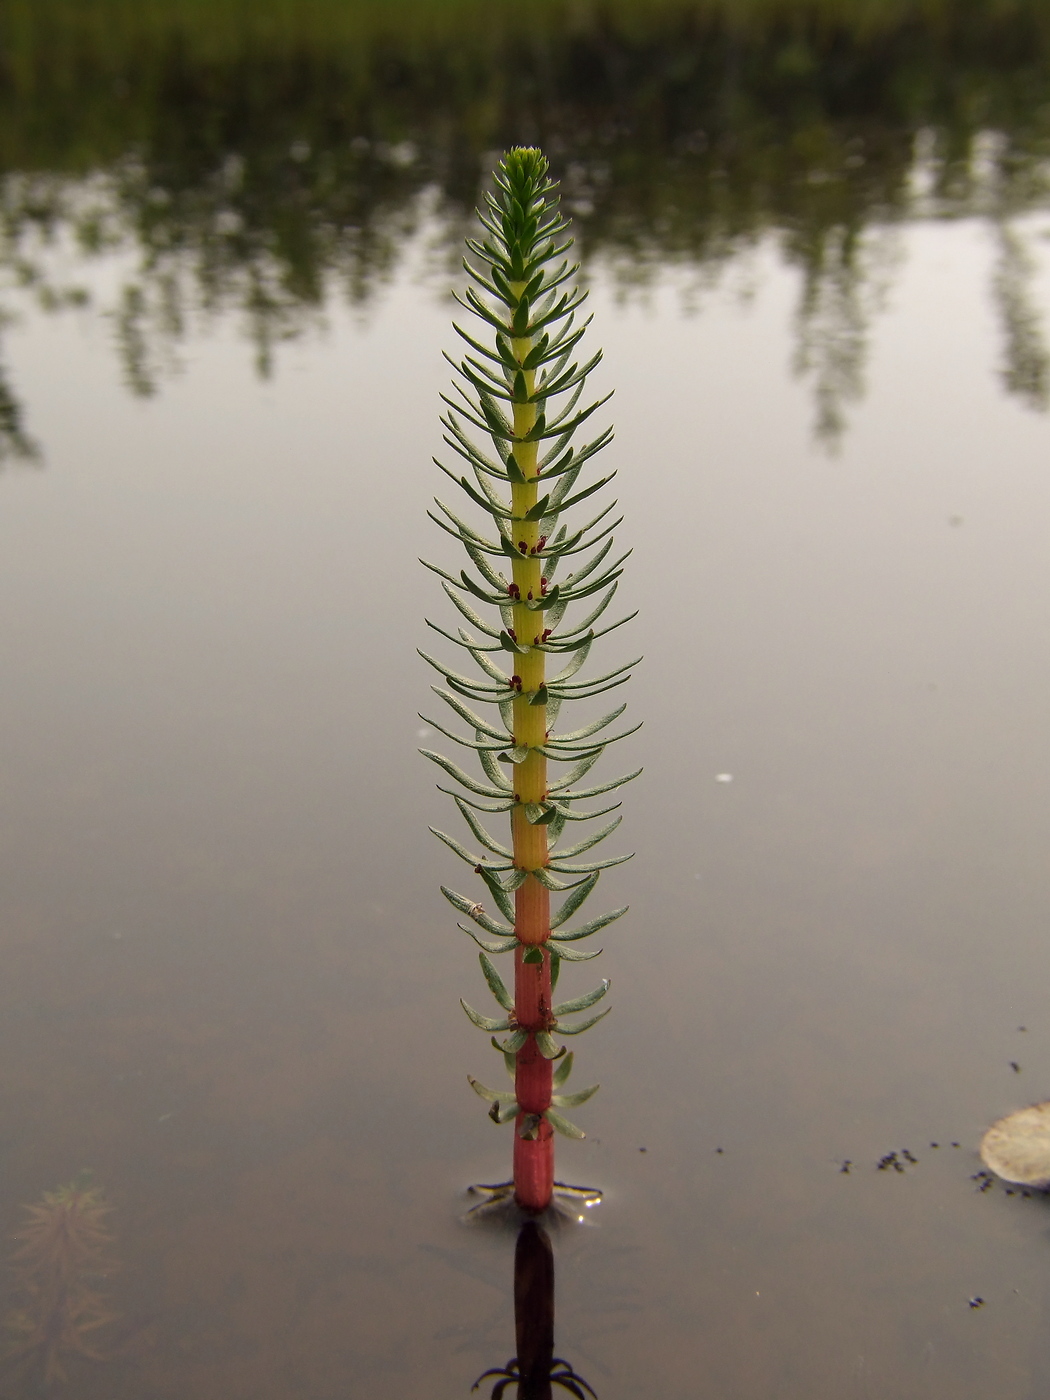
513 882 554 1212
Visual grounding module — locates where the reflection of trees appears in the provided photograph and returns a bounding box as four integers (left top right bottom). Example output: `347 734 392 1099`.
788 222 901 447
0 3 1049 443
0 351 38 463
992 222 1049 412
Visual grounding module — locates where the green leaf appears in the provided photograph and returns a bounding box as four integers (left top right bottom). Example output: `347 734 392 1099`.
499 631 527 654
468 1076 507 1103
553 979 609 1016
478 744 514 792
549 905 628 941
522 946 542 965
549 944 561 989
551 1084 600 1108
532 866 591 891
517 1112 543 1141
459 923 517 954
431 688 510 742
524 587 561 612
441 885 512 935
524 802 556 825
503 745 530 764
557 768 643 801
529 683 549 706
535 1030 565 1060
549 871 600 928
418 650 511 696
429 827 481 866
548 705 626 744
494 1028 527 1056
506 454 528 485
555 1007 612 1035
549 817 622 858
548 750 603 793
548 943 602 961
548 852 634 874
454 798 513 857
476 866 517 923
545 1108 586 1139
479 952 514 1010
552 1050 574 1087
436 785 515 813
523 495 552 521
490 1100 520 1124
461 1000 511 1033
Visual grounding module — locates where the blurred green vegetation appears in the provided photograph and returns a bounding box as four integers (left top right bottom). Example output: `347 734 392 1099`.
0 0 1048 448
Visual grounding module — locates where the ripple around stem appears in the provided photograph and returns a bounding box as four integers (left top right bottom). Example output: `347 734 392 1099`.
463 1180 603 1228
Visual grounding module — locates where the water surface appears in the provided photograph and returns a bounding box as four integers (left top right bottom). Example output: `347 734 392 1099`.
2 10 1050 1397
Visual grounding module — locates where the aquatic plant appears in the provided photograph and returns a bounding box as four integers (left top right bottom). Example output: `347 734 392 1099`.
421 146 638 1213
2 1172 120 1387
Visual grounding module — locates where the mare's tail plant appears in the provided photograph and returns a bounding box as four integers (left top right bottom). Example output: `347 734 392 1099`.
421 147 639 1213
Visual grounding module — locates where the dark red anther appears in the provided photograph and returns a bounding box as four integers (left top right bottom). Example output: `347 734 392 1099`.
511 675 522 690
527 590 533 600
508 628 517 640
518 540 528 553
542 628 552 641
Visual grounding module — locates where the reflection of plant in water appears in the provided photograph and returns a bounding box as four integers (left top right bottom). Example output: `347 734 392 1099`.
2 1172 120 1387
474 1220 596 1400
422 148 637 1214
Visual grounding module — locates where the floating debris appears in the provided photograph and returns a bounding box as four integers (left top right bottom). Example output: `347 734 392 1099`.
876 1150 918 1173
981 1102 1050 1187
968 1296 985 1309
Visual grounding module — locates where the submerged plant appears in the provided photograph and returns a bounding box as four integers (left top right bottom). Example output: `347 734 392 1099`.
2 1172 120 1387
421 147 638 1213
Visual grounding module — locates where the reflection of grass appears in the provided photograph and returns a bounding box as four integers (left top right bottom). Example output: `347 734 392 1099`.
2 1173 119 1388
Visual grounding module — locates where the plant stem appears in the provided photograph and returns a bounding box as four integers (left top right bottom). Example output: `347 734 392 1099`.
509 306 554 1211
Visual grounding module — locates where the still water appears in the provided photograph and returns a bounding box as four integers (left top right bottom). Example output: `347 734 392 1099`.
2 169 1050 1396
